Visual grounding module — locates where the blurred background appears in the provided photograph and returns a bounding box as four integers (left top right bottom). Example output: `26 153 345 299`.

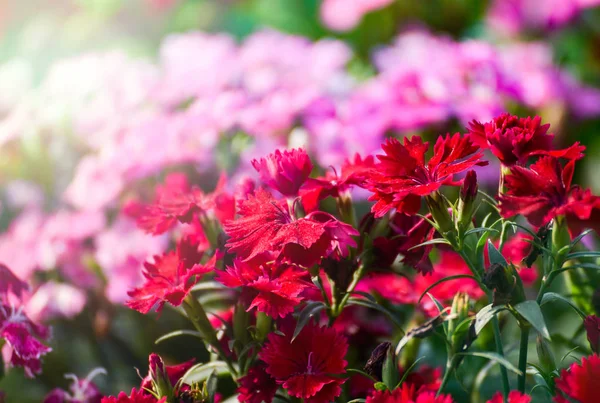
0 0 599 401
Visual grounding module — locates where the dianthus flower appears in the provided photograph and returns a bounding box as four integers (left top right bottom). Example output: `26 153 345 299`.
468 114 584 166
101 388 165 403
217 260 310 318
44 368 105 403
0 302 52 378
0 263 28 297
134 173 235 235
126 237 216 314
498 156 600 236
224 188 357 266
252 148 313 197
487 391 531 403
237 361 278 403
554 354 600 403
259 321 348 403
301 153 376 212
367 134 486 217
366 383 454 403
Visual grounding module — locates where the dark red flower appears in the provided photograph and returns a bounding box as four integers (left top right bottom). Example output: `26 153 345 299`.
498 156 600 236
224 188 357 266
101 388 165 403
252 148 313 197
366 383 454 403
237 361 278 403
140 354 195 394
554 354 600 403
0 263 28 298
487 391 531 403
468 114 584 166
402 365 442 394
0 303 51 378
133 173 235 235
584 315 600 353
367 134 486 217
301 153 376 212
126 237 215 314
259 321 348 403
217 260 310 318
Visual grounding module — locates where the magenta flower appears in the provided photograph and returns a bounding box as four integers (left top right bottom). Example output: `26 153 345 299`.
252 148 313 197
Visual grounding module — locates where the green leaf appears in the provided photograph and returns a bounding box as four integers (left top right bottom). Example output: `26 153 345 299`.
351 291 377 302
155 330 203 344
465 227 500 237
191 281 227 292
292 301 326 341
417 275 477 303
395 356 426 389
182 361 231 385
346 368 377 383
474 304 506 335
514 301 551 341
455 352 522 375
487 240 508 267
347 298 404 331
408 238 450 250
566 251 600 260
570 229 594 248
206 370 218 403
219 395 241 403
540 292 586 319
382 345 398 388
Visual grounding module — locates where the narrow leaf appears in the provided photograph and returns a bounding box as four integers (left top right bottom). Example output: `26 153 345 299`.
292 301 326 341
417 275 477 303
455 352 522 375
182 361 231 385
514 301 551 341
475 304 506 335
155 330 203 344
487 240 508 267
347 298 404 331
540 292 586 320
408 238 450 251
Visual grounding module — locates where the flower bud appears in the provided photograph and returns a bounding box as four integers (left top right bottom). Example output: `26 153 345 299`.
483 263 525 306
584 315 600 353
149 353 173 399
457 170 478 231
536 334 556 373
365 342 392 382
449 293 471 353
426 193 453 234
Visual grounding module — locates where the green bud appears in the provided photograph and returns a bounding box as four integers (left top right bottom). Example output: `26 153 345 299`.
536 334 556 373
426 192 454 236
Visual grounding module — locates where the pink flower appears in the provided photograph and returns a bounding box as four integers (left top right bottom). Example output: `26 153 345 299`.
320 0 395 31
43 368 105 403
217 260 311 318
0 302 52 378
584 315 600 353
260 321 348 403
252 148 313 197
0 263 28 298
126 237 215 314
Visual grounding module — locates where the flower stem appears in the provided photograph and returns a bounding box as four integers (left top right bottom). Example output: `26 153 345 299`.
331 264 366 320
183 295 238 377
517 326 530 393
437 357 455 396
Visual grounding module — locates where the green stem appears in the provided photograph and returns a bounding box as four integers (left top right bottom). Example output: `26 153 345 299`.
255 311 272 342
517 326 530 393
183 295 238 377
332 264 366 321
437 357 455 397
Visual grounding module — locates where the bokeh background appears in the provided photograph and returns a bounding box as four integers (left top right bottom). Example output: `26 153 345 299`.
0 0 599 401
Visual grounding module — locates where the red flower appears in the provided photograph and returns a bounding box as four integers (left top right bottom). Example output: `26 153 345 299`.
499 156 600 236
224 188 357 266
0 263 28 298
554 354 600 403
237 361 278 403
43 368 104 403
584 316 600 353
101 388 165 403
367 134 486 217
366 383 454 403
126 237 215 314
487 391 531 403
252 148 313 197
301 153 376 212
133 173 235 235
0 303 51 378
497 234 538 285
259 321 348 403
468 114 584 166
217 260 311 318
